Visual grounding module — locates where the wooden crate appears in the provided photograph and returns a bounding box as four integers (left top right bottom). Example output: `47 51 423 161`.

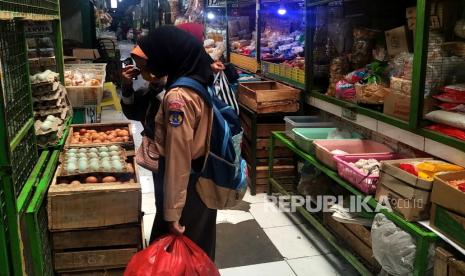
52 224 142 251
65 122 135 153
54 248 137 273
230 52 259 73
324 213 381 272
238 81 300 113
430 204 465 250
48 159 141 231
434 247 465 276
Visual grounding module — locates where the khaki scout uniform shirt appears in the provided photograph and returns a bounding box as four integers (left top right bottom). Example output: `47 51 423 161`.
154 87 212 222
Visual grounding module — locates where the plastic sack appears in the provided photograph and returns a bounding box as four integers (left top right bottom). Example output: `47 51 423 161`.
124 235 220 276
371 213 434 276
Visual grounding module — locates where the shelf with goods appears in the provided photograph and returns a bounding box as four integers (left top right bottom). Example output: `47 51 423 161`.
302 0 465 154
204 5 227 61
0 0 60 21
268 131 438 276
259 0 306 90
227 0 260 72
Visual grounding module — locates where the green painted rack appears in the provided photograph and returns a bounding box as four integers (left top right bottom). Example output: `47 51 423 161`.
268 131 438 276
23 150 59 276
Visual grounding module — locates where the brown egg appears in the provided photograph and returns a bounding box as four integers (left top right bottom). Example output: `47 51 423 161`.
110 138 118 142
86 176 98 183
71 139 79 144
122 136 129 142
115 128 122 132
93 139 102 143
79 128 87 135
127 163 134 173
70 180 81 185
117 130 129 137
73 132 80 137
84 133 91 139
105 130 112 135
80 138 89 143
102 176 116 183
88 130 97 134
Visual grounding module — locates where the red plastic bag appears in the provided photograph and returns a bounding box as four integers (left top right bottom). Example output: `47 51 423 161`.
124 235 220 276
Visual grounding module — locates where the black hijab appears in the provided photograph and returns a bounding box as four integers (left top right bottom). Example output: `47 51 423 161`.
137 25 214 88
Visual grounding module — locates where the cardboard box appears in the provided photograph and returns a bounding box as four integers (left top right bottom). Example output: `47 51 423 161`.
73 48 100 61
385 26 410 58
380 159 434 191
432 171 465 216
383 90 435 121
375 184 431 221
376 158 435 221
390 77 412 94
430 204 465 250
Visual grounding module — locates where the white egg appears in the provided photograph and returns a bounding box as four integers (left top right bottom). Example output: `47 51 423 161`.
111 155 120 161
109 150 119 156
99 146 109 152
68 149 78 153
99 151 109 158
112 160 123 171
78 152 87 158
89 157 99 163
109 145 119 151
67 157 77 164
90 162 100 171
78 157 88 164
100 157 110 162
102 161 112 171
66 163 77 174
67 152 76 158
88 152 98 158
89 148 98 153
79 148 88 153
78 161 88 172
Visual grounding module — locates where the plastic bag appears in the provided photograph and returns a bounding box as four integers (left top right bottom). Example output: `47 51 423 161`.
124 235 220 276
371 213 434 275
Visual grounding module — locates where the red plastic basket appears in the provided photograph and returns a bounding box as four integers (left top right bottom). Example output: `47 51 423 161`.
334 154 397 194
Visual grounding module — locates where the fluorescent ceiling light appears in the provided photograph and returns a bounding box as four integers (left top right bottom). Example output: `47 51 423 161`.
111 0 118 8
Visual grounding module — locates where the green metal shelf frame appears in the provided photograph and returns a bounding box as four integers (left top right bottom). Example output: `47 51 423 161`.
0 150 52 276
268 131 438 276
0 5 65 276
24 150 59 276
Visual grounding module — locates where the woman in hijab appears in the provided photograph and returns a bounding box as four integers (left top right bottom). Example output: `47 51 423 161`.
132 25 217 259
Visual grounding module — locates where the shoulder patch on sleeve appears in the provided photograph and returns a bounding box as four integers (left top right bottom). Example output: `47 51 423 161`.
168 110 184 127
167 99 186 111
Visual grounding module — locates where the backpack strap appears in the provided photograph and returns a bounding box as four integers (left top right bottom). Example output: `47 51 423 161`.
168 77 213 107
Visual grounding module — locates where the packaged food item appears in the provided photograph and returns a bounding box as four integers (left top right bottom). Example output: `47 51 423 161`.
327 56 350 97
390 77 412 94
335 80 356 101
427 124 465 141
350 28 378 69
355 83 389 104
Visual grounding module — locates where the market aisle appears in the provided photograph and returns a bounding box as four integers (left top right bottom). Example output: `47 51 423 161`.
98 40 359 276
100 107 358 275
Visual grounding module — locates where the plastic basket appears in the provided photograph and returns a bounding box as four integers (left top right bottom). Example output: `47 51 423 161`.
0 0 60 16
284 116 335 139
334 154 396 194
0 21 34 143
313 140 393 170
64 64 107 107
230 53 259 73
293 128 363 154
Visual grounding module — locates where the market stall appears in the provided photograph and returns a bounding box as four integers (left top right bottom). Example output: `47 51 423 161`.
260 0 306 89
204 6 227 61
228 0 260 72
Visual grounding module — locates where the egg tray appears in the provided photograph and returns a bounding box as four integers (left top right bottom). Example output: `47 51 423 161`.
31 81 59 95
60 157 129 176
56 167 136 185
60 145 127 162
65 123 135 150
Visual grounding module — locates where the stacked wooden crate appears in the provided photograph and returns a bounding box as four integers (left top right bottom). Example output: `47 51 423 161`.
47 123 142 275
240 110 296 194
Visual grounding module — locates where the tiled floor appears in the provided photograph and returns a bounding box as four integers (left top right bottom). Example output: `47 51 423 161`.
97 41 360 275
